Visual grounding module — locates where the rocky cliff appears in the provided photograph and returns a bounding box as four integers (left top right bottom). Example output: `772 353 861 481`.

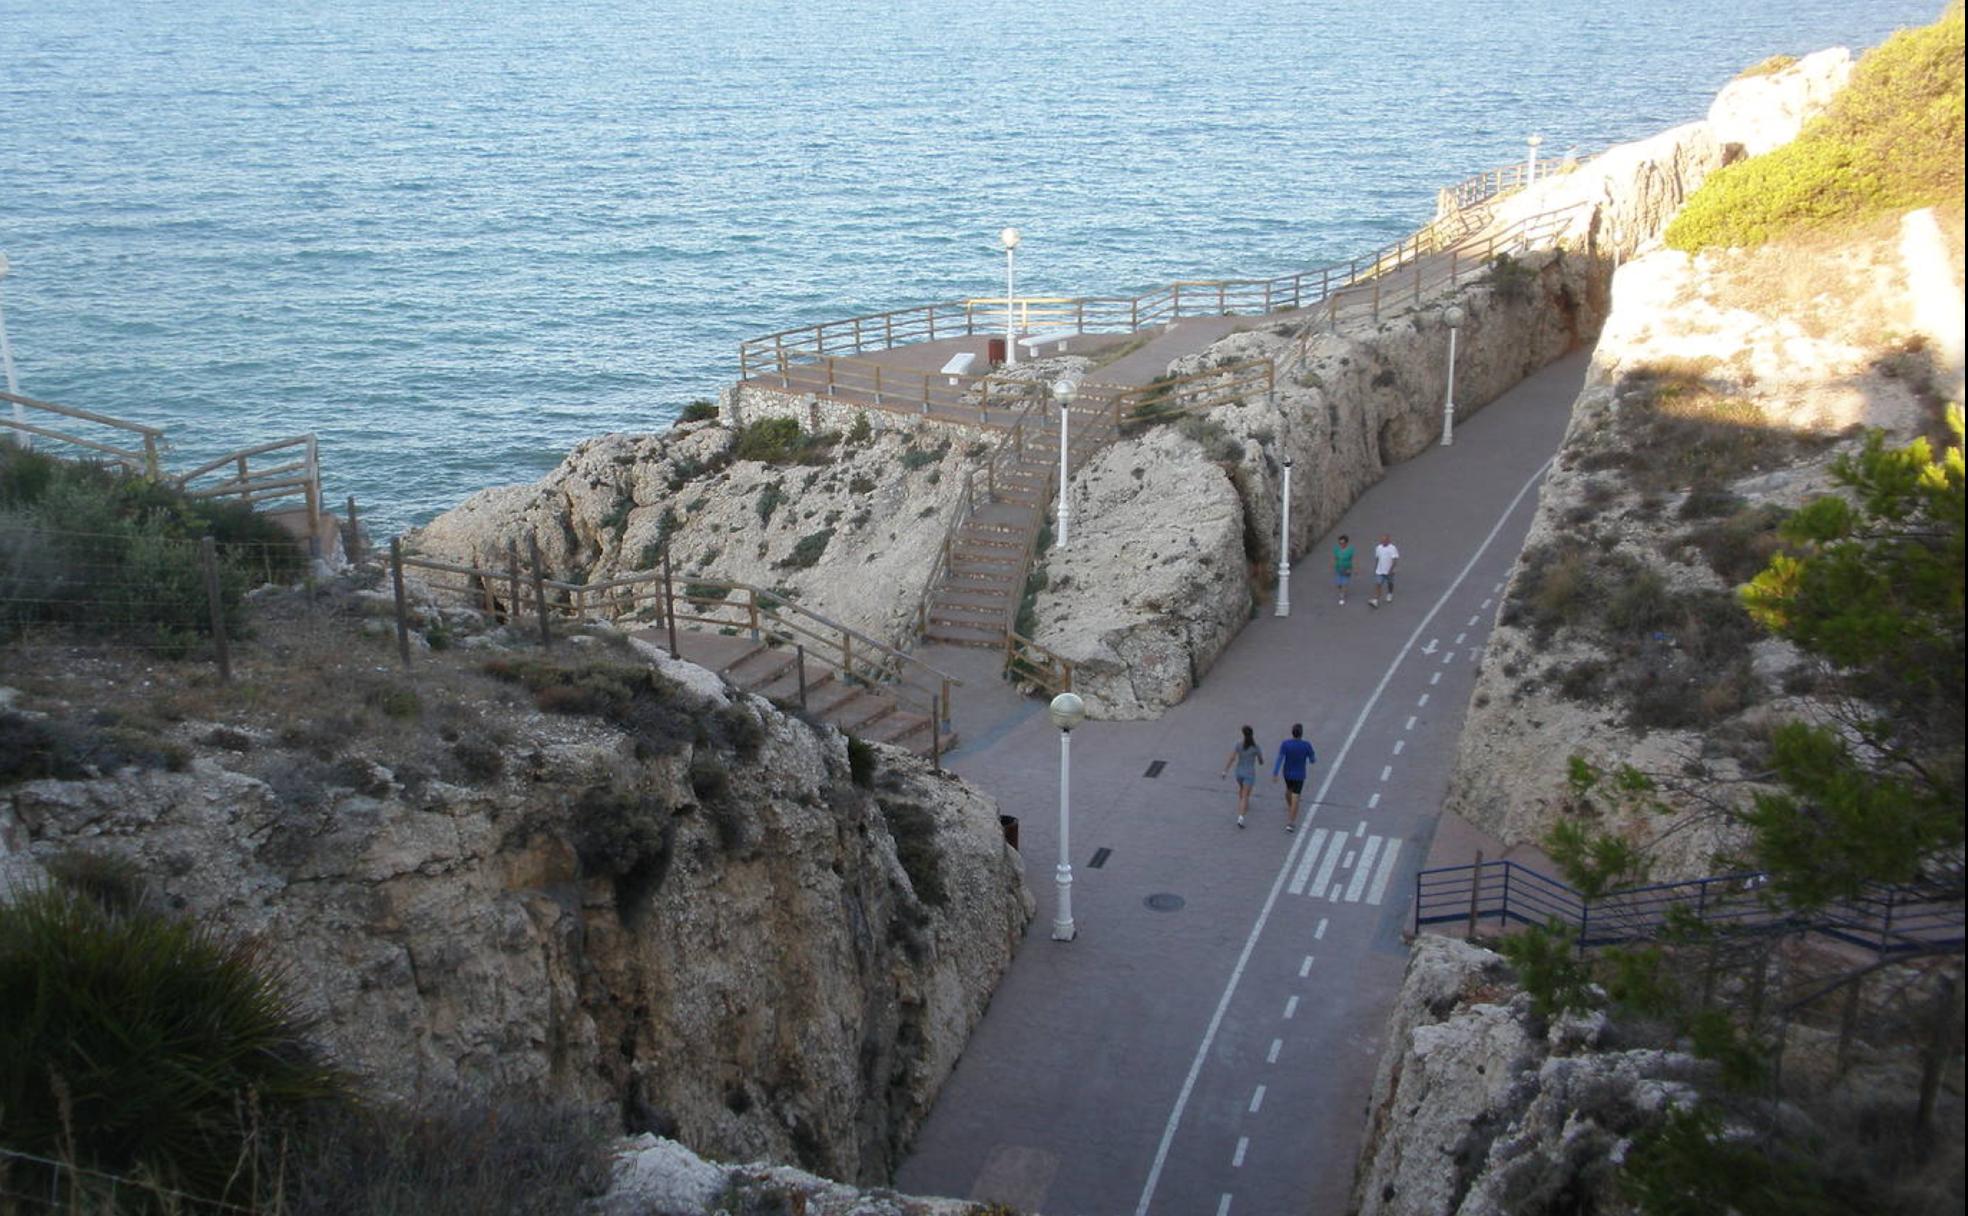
0 606 1032 1186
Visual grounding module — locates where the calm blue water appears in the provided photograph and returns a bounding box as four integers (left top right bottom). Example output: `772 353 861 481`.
0 0 1937 531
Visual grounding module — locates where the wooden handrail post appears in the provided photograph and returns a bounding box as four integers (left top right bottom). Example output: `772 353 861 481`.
663 544 679 656
1413 256 1422 303
841 633 853 681
507 540 521 627
200 536 233 682
529 531 551 650
1371 276 1381 322
389 537 411 669
747 588 761 641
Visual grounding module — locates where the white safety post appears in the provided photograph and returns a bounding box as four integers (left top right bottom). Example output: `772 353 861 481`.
1526 134 1543 187
0 253 23 449
1441 305 1464 447
1048 692 1085 941
1274 456 1293 616
1001 227 1021 367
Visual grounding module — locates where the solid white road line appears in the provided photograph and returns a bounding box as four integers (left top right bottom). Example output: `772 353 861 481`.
1283 996 1299 1020
1132 456 1558 1216
1287 828 1330 895
1315 917 1328 940
1345 836 1383 901
1267 1038 1282 1064
1249 1085 1266 1114
1366 840 1404 906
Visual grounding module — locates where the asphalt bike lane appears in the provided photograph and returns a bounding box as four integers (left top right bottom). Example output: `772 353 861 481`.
897 353 1588 1216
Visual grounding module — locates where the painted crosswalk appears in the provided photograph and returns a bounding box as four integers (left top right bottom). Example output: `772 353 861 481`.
1285 828 1404 904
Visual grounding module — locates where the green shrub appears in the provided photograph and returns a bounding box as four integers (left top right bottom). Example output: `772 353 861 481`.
756 480 786 525
878 798 948 906
845 411 873 444
1668 7 1964 250
1486 252 1537 303
849 474 877 495
1177 414 1241 462
1678 503 1789 584
732 418 838 465
900 439 951 471
598 492 634 539
846 735 877 787
1495 918 1594 1018
777 527 834 569
0 886 344 1205
571 782 675 911
678 399 720 424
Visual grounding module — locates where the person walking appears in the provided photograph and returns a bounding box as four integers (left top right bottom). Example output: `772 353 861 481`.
1270 723 1317 832
1332 534 1356 605
1367 533 1400 609
1220 725 1265 828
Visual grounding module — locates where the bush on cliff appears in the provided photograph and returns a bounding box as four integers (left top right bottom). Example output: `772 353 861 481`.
1668 4 1965 250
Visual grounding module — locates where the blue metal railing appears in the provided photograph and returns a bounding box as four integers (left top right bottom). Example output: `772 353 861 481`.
1413 859 1963 956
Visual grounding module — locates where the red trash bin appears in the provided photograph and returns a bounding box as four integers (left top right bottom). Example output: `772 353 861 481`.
987 337 1007 365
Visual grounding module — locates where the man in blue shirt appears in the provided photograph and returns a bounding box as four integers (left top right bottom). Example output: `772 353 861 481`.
1271 723 1317 832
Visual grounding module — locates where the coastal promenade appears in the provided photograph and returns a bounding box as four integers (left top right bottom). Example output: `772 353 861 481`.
894 352 1591 1215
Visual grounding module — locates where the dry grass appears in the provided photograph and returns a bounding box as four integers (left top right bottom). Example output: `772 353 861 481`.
1706 218 1908 343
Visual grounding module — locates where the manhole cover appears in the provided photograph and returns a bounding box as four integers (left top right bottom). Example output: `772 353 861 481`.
1144 893 1186 912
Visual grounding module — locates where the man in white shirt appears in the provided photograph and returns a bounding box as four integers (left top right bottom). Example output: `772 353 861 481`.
1367 533 1400 609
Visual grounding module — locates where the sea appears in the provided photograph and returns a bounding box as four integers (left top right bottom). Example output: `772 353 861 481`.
0 0 1940 533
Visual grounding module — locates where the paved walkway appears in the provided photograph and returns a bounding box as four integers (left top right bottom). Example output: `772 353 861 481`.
896 351 1591 1216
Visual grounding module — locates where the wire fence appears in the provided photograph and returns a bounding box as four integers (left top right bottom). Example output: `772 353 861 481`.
0 1145 259 1216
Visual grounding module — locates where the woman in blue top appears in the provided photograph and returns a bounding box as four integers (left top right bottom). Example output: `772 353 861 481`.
1220 724 1264 828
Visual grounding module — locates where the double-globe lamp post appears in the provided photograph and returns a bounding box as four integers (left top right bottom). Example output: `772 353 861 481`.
1274 455 1293 616
1000 227 1021 367
1440 305 1465 446
1047 692 1085 941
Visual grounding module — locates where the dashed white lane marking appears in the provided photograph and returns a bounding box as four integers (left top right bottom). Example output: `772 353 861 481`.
1315 917 1328 939
1430 672 1441 685
1345 835 1383 901
1267 1038 1282 1064
1287 828 1330 895
1440 650 1454 665
1493 581 1504 592
1249 1085 1267 1114
1454 631 1467 644
1467 614 1480 627
1298 955 1313 978
1355 820 1367 838
1284 996 1299 1019
1379 765 1392 781
1233 1138 1248 1168
1367 840 1405 905
1481 597 1493 609
1134 457 1559 1216
1405 715 1417 730
1367 792 1381 809
1392 739 1405 755
1417 693 1430 707
1217 1194 1234 1216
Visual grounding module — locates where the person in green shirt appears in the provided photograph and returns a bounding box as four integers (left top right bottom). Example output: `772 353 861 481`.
1332 534 1355 606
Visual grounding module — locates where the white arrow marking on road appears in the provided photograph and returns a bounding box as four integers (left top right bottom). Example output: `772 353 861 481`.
1367 840 1404 905
1420 638 1439 654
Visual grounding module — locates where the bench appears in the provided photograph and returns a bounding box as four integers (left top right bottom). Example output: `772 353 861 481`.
940 352 978 384
1017 328 1079 357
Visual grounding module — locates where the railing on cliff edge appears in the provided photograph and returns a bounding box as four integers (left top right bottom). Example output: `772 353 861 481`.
395 542 961 736
175 434 325 542
1413 859 1965 957
2 389 165 478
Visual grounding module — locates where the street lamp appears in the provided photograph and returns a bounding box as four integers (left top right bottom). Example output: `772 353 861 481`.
1441 305 1465 447
1053 376 1077 549
1525 134 1544 187
1274 455 1293 617
1000 227 1021 367
0 253 23 449
1047 691 1085 942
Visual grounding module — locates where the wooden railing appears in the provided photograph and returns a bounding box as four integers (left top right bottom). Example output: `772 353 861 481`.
1005 630 1073 697
397 543 961 730
2 390 164 477
175 435 323 538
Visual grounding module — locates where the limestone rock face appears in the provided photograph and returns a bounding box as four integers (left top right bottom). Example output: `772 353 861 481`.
599 1134 980 1216
1708 48 1855 159
1351 937 1706 1216
0 673 1031 1186
407 419 972 647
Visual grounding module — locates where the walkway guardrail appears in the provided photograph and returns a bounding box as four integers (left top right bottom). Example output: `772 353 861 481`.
1413 858 1966 957
175 434 323 539
2 389 164 477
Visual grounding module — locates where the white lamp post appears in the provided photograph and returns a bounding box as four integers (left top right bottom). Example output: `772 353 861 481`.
1047 691 1085 941
1525 134 1543 187
1000 227 1021 367
1441 305 1464 447
1274 455 1293 617
1053 376 1077 549
0 253 23 449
